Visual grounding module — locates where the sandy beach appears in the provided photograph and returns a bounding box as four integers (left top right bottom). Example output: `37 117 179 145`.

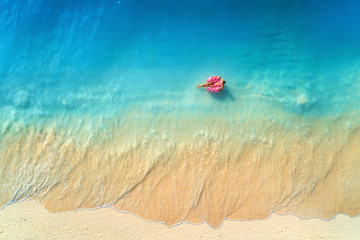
0 200 359 240
2 1 360 239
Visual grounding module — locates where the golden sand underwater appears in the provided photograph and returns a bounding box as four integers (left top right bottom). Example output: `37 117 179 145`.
1 101 360 227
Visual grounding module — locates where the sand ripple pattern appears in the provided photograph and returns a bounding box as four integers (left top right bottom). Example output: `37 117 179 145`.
1 108 360 227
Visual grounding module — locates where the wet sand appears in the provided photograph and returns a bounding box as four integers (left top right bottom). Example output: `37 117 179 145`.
0 200 359 240
1 110 360 227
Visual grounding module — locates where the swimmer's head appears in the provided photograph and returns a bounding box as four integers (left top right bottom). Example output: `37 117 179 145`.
223 80 226 84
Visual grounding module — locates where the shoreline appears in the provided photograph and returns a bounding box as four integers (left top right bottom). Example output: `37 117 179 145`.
1 201 360 240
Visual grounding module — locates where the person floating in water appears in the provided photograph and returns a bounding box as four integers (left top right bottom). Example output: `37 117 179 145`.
197 76 226 93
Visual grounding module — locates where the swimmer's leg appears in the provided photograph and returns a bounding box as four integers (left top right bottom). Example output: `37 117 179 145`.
197 83 217 88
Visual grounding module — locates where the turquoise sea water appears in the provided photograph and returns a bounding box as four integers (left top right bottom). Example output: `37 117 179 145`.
1 0 360 119
1 0 360 226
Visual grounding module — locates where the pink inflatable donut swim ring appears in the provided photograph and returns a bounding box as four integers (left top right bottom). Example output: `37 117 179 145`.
206 76 223 93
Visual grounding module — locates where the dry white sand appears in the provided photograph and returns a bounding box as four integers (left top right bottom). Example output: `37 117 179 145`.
0 201 360 240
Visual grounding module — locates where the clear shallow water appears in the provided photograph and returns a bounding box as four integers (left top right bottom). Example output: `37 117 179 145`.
1 0 360 117
1 0 360 227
